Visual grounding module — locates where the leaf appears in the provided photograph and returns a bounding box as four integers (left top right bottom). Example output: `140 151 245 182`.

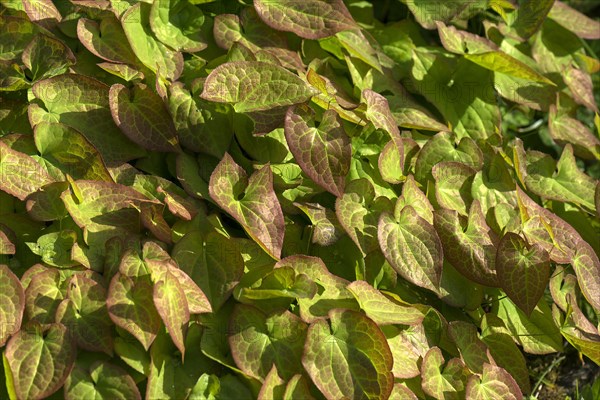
496 233 550 316
414 132 483 183
253 0 357 39
109 83 180 152
383 326 421 379
172 230 244 311
480 315 531 394
21 34 75 81
496 296 562 354
466 363 523 400
5 323 76 400
347 281 425 325
432 161 476 216
395 175 434 224
302 309 394 399
378 206 443 293
0 15 37 62
168 82 232 158
149 0 207 52
436 22 498 55
0 141 54 200
563 67 598 113
153 269 189 357
402 0 473 29
56 275 113 354
548 1 600 39
464 52 554 85
77 16 138 64
511 0 555 39
276 255 357 322
33 122 113 182
284 106 351 197
31 74 145 162
209 153 285 260
560 325 600 365
336 179 393 255
64 361 141 400
121 3 183 80
448 321 491 374
0 265 24 347
293 202 344 246
524 145 597 210
257 365 286 400
107 273 162 351
410 50 500 141
24 268 67 325
201 61 317 113
434 202 499 287
229 304 307 380
421 347 469 400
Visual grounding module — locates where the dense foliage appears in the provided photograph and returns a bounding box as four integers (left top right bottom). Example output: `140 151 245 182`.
0 0 599 398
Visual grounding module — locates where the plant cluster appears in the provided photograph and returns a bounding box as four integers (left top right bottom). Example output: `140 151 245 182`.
0 0 599 399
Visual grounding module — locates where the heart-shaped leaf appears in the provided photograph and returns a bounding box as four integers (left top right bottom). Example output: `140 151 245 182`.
64 361 141 400
0 265 24 346
466 363 523 400
253 0 357 39
229 304 307 380
0 141 54 200
496 233 550 316
107 273 161 351
5 323 76 400
153 269 190 357
109 83 180 152
302 309 394 399
209 153 285 259
201 61 317 112
378 206 443 293
284 106 351 197
421 347 469 400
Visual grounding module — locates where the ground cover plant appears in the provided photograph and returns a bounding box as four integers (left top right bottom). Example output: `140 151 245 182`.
0 0 599 398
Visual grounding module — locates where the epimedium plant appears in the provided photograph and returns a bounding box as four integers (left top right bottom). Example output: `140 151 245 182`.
0 0 599 399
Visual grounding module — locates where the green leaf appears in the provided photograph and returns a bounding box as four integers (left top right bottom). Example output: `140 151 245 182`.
153 270 190 357
284 105 351 197
209 153 285 260
201 61 317 113
253 0 357 39
277 255 357 322
121 3 183 80
0 265 24 347
480 315 532 394
336 179 393 255
432 161 476 216
378 206 443 293
33 122 113 182
172 230 244 312
0 15 37 62
27 229 77 268
77 16 138 64
560 325 600 365
434 201 499 287
229 304 307 380
107 274 162 351
168 82 232 158
56 275 113 354
495 296 562 354
149 0 207 52
414 132 483 184
421 347 469 400
511 0 555 39
21 34 75 81
383 326 421 379
109 83 180 152
464 52 554 85
64 361 141 400
302 309 394 399
436 21 498 55
448 321 491 374
524 145 597 210
293 202 344 246
466 363 523 400
24 268 67 325
347 280 425 325
5 323 76 400
0 141 54 200
496 233 550 316
411 50 500 141
548 1 600 39
402 0 474 29
31 74 145 163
